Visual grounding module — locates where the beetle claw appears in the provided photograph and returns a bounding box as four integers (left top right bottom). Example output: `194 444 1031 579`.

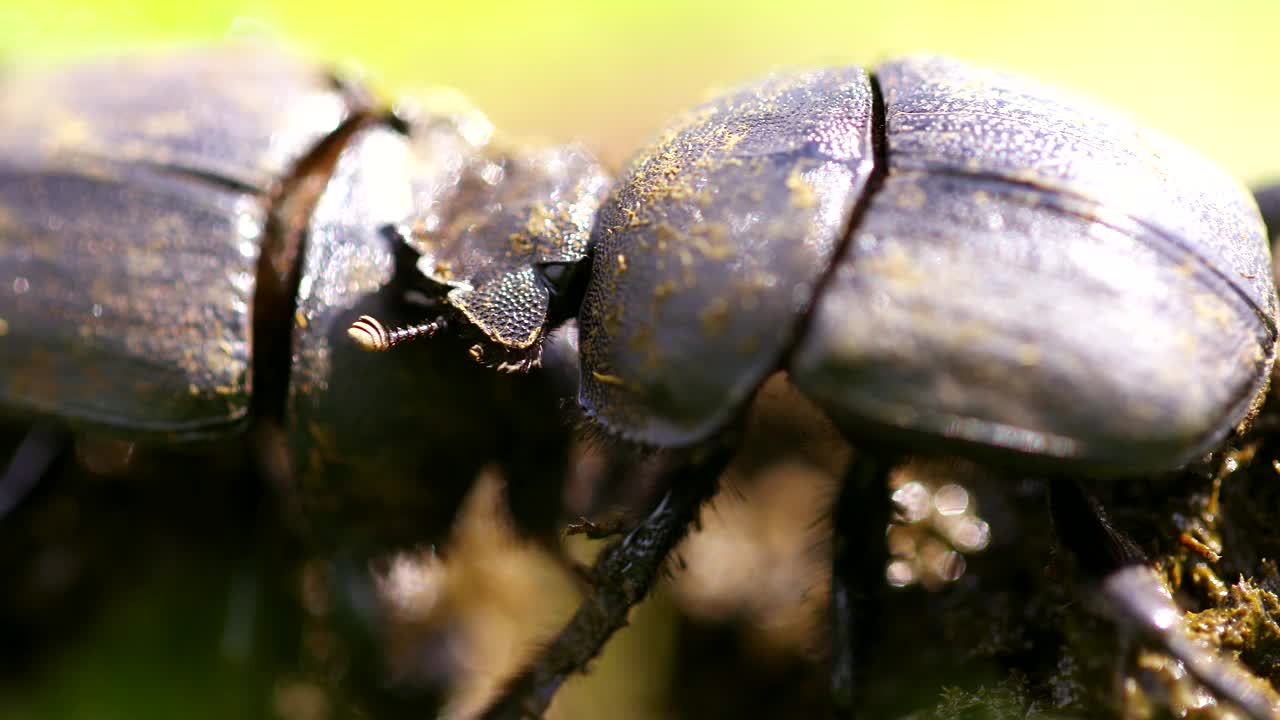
1102 565 1280 719
480 443 734 719
563 514 628 540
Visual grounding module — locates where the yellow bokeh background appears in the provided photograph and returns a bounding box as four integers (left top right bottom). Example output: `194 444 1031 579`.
0 2 1276 717
3 0 1277 182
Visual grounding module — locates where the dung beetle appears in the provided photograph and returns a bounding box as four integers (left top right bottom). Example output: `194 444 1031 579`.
2 46 1278 718
0 44 609 544
405 57 1270 718
0 44 606 714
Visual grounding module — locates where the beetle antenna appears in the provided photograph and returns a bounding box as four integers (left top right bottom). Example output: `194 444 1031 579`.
348 314 449 351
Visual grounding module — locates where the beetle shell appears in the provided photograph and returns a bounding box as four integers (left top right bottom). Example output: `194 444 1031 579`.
790 56 1276 472
585 55 1275 473
0 46 362 438
578 67 875 446
284 122 468 550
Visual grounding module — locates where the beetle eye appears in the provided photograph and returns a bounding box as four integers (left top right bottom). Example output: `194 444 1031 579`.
535 261 577 295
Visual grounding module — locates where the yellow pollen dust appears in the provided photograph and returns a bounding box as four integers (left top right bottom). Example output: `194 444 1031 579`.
592 371 628 387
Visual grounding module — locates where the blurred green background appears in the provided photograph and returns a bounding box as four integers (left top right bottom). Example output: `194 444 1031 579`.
0 1 1277 718
2 0 1277 181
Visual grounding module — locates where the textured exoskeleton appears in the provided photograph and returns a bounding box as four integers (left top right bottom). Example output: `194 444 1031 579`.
2 46 1278 720
581 56 1274 474
0 45 607 715
473 56 1280 719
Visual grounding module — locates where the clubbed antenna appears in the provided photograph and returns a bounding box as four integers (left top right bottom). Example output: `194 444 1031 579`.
348 314 449 352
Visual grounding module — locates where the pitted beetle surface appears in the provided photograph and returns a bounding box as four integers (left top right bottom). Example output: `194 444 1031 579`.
579 66 876 446
792 57 1275 473
1 46 1278 719
473 56 1279 719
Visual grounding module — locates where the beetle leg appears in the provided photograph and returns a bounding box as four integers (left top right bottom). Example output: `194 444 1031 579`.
563 514 630 540
830 453 894 714
1048 476 1147 575
0 423 66 519
71 435 138 477
1102 565 1279 719
1050 478 1280 718
480 439 736 720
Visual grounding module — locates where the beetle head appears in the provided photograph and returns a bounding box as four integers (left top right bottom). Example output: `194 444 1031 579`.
409 143 606 370
349 106 609 371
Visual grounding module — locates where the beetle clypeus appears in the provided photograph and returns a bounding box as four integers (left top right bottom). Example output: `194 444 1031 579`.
1 46 1278 718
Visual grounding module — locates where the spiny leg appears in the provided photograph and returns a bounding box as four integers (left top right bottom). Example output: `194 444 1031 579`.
0 423 67 519
830 453 894 717
1047 475 1147 575
1101 565 1278 719
1049 477 1278 719
480 439 736 720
